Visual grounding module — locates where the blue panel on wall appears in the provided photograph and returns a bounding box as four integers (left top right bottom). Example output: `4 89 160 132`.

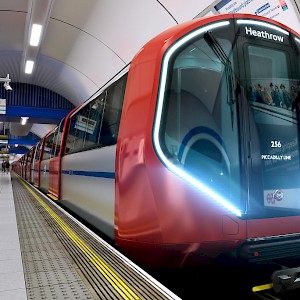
0 83 75 110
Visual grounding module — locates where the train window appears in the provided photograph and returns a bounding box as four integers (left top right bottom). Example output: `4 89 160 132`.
42 132 54 160
85 93 106 148
244 43 300 213
67 96 102 153
65 117 77 154
98 80 125 146
25 150 32 169
156 28 241 209
52 119 64 157
65 73 127 155
76 105 91 150
34 141 42 162
50 127 58 158
100 85 120 146
246 45 290 108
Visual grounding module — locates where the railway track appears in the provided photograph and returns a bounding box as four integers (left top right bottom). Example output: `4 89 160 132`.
143 255 300 299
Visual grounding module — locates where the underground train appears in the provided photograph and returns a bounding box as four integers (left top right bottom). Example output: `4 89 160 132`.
13 13 300 268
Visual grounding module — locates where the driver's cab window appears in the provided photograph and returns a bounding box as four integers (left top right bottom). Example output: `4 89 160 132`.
245 43 300 212
159 31 241 207
247 45 295 110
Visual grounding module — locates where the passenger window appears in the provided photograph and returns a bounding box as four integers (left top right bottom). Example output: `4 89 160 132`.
99 87 117 146
51 128 58 158
34 141 42 162
246 45 292 110
75 105 92 150
42 132 54 160
85 93 106 148
65 73 127 155
52 120 64 157
99 77 126 146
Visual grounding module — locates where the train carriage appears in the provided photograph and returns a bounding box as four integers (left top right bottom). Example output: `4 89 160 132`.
15 13 300 268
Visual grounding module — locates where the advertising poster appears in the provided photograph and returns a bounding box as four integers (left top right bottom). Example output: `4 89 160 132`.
215 0 300 33
0 98 6 115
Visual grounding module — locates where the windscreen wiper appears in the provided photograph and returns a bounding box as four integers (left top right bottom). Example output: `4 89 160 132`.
204 31 236 129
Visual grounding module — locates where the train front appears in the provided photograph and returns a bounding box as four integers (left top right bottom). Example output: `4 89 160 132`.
115 14 300 268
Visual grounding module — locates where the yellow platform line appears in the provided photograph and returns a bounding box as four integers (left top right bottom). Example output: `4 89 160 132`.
252 283 273 292
47 193 58 201
20 180 141 300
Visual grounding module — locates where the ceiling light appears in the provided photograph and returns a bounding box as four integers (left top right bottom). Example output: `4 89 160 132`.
236 19 289 35
21 117 29 125
25 60 34 74
29 24 42 46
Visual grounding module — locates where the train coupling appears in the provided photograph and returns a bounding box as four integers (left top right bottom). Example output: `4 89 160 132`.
271 267 300 293
252 266 300 294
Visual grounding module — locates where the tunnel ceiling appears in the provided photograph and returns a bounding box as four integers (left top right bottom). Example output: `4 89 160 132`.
0 0 299 160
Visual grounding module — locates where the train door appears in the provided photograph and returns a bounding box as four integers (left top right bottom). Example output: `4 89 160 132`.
29 145 36 184
21 155 25 178
19 156 24 178
25 148 33 181
33 140 43 187
49 120 64 199
25 151 29 180
40 130 55 194
235 20 300 237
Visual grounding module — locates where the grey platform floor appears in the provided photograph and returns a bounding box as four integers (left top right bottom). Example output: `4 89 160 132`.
0 171 27 300
0 171 182 300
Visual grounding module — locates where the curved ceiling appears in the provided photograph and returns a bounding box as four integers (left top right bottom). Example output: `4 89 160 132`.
0 0 299 160
1 0 214 106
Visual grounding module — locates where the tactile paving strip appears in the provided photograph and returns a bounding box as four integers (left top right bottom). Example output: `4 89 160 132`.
12 174 181 300
12 177 95 300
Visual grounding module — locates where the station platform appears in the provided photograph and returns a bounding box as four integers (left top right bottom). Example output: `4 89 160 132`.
0 171 181 300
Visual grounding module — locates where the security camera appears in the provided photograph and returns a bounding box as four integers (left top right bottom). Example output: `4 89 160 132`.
0 74 12 91
3 81 12 91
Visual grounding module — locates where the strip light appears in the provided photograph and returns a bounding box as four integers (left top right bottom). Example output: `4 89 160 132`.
153 20 242 217
25 60 34 74
236 19 289 35
21 117 29 125
30 24 43 46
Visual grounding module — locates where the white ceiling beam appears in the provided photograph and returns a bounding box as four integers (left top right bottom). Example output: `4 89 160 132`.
21 0 55 81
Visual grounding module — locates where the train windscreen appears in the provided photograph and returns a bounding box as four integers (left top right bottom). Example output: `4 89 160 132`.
244 38 300 214
154 18 300 218
155 20 242 216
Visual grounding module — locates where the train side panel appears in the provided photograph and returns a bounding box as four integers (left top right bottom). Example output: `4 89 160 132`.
60 146 115 239
25 152 30 180
29 146 36 184
49 157 60 198
33 160 40 187
33 138 44 188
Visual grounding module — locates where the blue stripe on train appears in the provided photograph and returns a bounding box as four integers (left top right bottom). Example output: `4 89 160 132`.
61 170 115 179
